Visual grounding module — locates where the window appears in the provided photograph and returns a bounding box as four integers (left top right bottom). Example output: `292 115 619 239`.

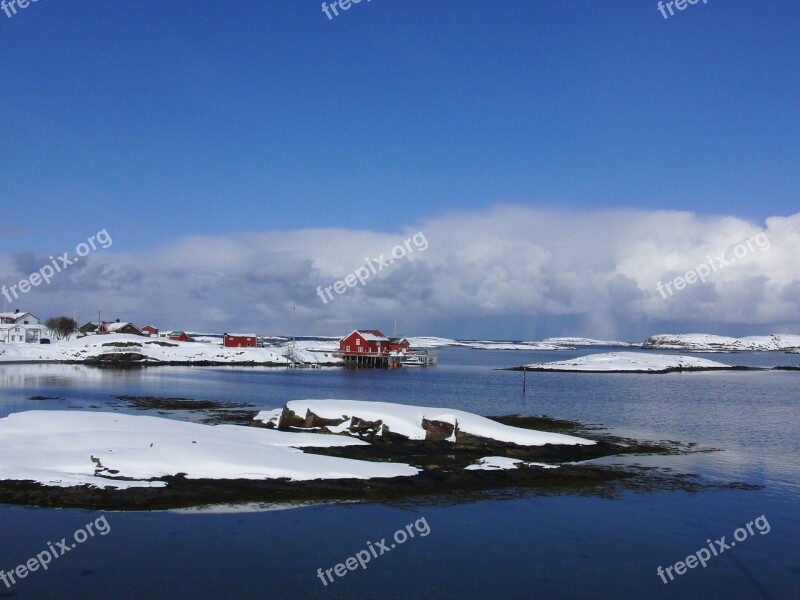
356 338 360 345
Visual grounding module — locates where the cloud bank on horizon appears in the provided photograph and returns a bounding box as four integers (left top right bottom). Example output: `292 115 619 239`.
1 206 798 341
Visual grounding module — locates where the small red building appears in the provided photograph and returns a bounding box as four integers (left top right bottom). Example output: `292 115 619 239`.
224 333 258 348
167 331 192 342
387 337 411 353
142 325 159 337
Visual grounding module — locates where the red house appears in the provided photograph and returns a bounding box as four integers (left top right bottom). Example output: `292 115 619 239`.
142 325 159 337
338 330 392 355
167 331 192 342
224 333 258 348
387 337 411 353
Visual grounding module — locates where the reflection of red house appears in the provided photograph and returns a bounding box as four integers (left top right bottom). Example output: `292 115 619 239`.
224 333 258 348
339 330 409 355
142 325 159 337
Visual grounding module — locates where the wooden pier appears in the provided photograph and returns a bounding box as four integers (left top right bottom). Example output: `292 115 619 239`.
336 350 437 369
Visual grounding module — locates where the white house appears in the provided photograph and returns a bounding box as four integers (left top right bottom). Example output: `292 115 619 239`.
0 310 46 343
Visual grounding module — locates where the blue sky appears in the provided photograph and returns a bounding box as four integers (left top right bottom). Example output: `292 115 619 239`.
1 1 798 338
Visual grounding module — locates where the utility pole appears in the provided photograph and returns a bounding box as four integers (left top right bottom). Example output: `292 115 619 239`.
288 302 297 365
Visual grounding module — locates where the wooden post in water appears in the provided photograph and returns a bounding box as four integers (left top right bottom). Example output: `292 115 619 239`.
522 366 526 392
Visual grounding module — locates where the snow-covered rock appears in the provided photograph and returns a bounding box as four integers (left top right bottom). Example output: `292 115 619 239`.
256 399 596 447
643 333 800 352
0 411 418 489
523 351 735 373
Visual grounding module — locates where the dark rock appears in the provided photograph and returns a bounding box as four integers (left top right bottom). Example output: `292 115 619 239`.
422 418 455 442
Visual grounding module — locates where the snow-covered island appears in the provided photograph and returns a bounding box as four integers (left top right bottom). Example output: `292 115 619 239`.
0 399 650 509
643 333 800 352
405 337 574 350
542 337 636 347
519 352 742 373
0 333 339 366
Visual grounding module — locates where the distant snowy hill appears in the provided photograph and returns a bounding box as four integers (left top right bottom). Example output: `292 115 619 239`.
643 334 800 352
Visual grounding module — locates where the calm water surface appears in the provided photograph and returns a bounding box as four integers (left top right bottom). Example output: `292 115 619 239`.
1 347 798 599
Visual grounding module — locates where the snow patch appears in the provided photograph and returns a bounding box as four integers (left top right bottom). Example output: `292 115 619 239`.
0 411 418 489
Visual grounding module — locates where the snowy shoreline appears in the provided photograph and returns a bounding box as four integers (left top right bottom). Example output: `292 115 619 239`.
0 334 340 367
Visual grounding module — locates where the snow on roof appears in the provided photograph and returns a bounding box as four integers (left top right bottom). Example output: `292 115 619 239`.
225 333 258 338
105 322 135 332
355 330 389 342
0 411 419 489
260 399 595 446
0 311 36 322
340 330 389 342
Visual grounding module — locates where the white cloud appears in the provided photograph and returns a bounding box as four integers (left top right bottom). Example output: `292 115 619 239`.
2 206 798 341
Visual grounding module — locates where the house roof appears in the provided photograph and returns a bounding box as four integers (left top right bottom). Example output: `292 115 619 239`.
342 329 389 342
225 333 257 338
105 322 139 332
0 311 37 322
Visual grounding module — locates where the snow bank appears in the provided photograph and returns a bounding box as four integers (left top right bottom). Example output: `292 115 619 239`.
523 351 733 372
257 399 595 446
0 411 418 489
643 333 800 352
